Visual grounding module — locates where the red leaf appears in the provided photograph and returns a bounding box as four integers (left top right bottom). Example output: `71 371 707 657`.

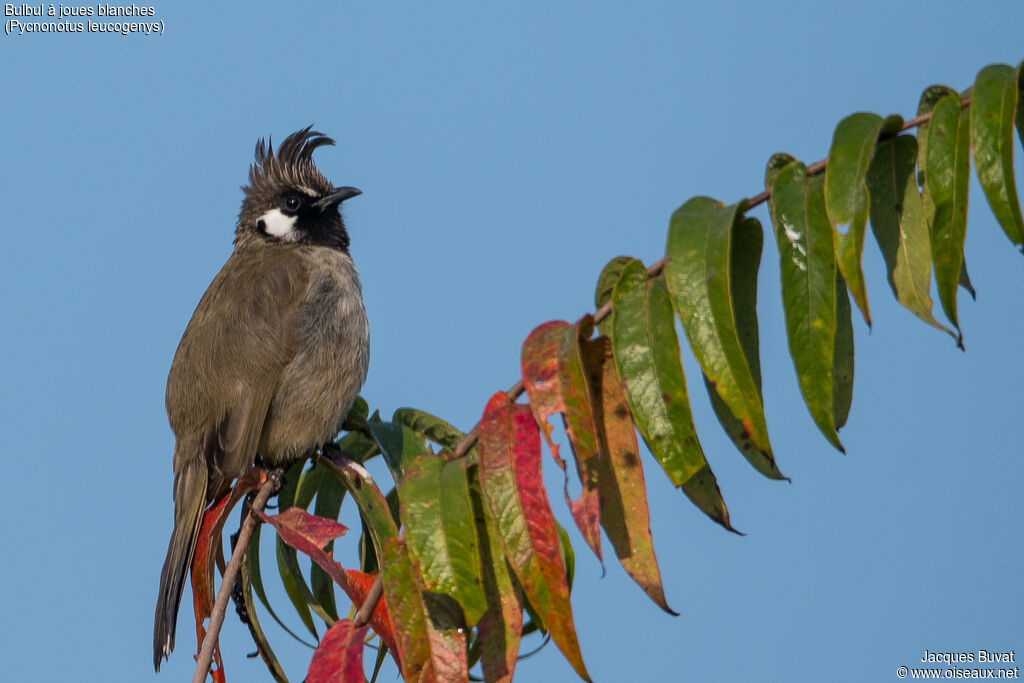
521 320 602 563
254 509 399 667
260 507 347 554
190 468 265 682
479 392 591 681
307 619 369 683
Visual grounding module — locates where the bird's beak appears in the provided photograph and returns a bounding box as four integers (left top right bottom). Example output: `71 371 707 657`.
316 186 362 211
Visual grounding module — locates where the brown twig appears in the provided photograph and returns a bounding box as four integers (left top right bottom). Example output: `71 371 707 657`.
192 472 281 683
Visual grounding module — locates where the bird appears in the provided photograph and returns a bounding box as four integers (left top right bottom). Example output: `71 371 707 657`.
153 127 369 671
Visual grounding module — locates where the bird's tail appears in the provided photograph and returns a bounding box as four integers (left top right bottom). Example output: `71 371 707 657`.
153 457 207 672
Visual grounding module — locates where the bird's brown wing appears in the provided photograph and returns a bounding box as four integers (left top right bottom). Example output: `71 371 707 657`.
166 245 310 497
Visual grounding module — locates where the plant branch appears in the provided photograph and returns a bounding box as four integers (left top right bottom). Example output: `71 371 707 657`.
450 96 969 460
192 472 281 683
218 94 976 662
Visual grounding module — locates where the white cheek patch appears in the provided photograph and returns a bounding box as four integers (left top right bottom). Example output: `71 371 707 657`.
259 208 298 239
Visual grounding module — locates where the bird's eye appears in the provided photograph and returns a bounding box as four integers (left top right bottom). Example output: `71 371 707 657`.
284 196 301 212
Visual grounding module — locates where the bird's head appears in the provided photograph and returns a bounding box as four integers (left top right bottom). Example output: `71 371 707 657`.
236 126 361 251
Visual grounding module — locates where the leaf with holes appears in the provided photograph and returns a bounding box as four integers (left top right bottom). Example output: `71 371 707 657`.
399 455 487 626
520 320 602 564
478 392 591 681
609 259 732 527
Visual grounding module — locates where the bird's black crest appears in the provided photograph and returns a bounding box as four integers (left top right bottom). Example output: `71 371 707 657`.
245 125 336 200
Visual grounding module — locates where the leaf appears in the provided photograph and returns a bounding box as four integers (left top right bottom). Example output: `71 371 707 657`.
393 408 469 454
306 620 368 683
764 152 797 189
470 477 522 683
925 93 972 342
276 459 319 640
594 255 637 336
321 457 400 560
825 112 885 325
916 85 960 188
399 455 488 626
832 274 855 431
664 198 782 479
261 508 348 559
866 134 955 338
310 468 347 623
478 392 591 682
971 63 1024 246
256 505 400 671
368 422 430 484
520 320 602 564
583 334 676 613
557 316 604 562
190 468 264 682
380 537 469 683
246 522 316 649
239 531 290 683
768 161 843 450
268 504 349 626
609 260 733 528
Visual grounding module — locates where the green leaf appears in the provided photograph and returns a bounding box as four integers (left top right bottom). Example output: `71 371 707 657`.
399 455 488 626
310 469 347 623
769 161 843 450
916 85 959 188
970 64 1024 246
764 153 797 190
832 274 855 431
825 112 885 325
926 93 972 341
340 395 371 436
609 260 733 527
594 255 637 336
478 392 591 682
1017 61 1024 148
584 335 676 612
368 421 430 484
664 198 781 479
392 408 469 454
239 531 290 683
866 135 955 338
379 537 469 681
321 457 399 561
276 459 319 640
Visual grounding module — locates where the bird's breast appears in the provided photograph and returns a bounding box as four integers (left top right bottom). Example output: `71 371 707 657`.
259 248 370 463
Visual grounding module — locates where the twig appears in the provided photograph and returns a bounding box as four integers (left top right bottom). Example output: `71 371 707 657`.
353 575 384 627
192 472 281 683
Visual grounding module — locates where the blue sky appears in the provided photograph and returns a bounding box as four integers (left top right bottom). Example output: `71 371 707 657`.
1 2 1021 682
